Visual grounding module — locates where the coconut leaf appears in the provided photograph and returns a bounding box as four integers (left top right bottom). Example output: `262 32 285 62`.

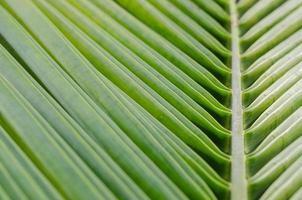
0 0 302 199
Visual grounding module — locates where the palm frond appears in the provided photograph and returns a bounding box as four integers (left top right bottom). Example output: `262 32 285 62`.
241 0 302 199
1 0 302 199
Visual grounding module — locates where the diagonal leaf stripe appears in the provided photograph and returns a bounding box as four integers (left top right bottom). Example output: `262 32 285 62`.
0 0 302 199
241 0 302 199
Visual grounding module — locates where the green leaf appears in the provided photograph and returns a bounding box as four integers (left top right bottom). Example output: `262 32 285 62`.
0 0 302 199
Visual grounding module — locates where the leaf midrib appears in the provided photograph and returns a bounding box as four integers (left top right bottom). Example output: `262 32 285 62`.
230 1 247 199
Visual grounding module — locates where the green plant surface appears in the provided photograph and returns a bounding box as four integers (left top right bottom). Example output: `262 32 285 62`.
0 0 302 199
240 0 302 199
